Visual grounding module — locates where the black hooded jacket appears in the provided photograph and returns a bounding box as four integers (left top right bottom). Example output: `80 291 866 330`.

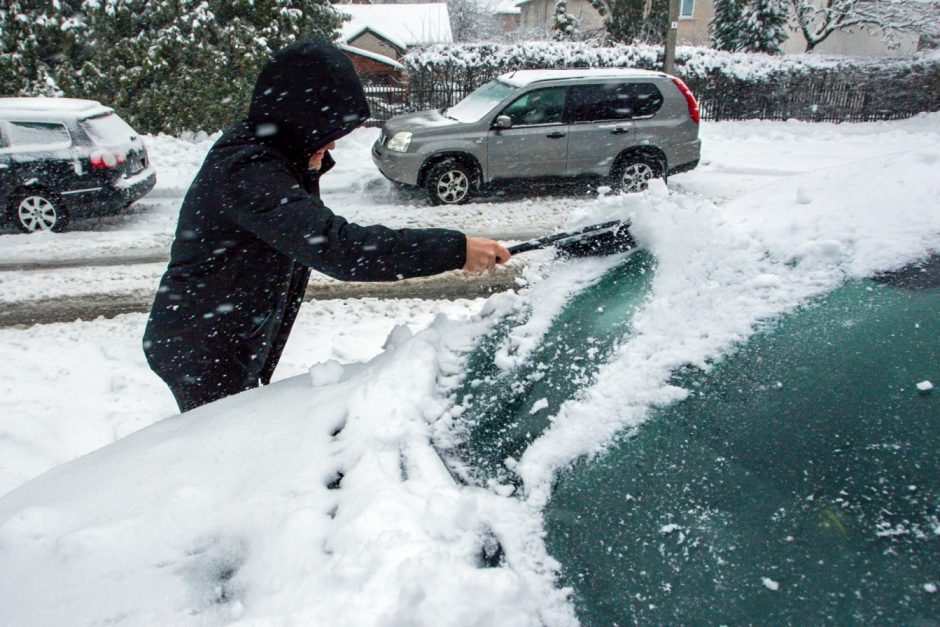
143 41 466 392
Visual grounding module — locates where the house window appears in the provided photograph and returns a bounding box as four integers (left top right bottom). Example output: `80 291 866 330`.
679 0 694 17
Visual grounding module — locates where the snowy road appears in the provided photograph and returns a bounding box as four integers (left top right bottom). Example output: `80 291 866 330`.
5 119 938 324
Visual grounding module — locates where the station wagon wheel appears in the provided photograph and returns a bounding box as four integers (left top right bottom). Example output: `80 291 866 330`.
9 190 69 233
426 159 474 206
612 155 663 194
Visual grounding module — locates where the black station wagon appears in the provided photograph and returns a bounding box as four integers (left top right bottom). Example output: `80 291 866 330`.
0 98 156 233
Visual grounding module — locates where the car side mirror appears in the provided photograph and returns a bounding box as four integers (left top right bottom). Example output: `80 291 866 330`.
494 115 512 129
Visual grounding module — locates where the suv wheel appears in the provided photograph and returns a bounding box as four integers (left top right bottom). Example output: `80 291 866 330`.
426 160 474 206
612 156 662 194
10 190 69 233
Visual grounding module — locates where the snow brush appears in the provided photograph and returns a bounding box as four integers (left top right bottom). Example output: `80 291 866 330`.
504 220 636 259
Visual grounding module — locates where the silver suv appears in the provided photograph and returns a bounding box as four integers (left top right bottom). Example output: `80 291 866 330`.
372 68 701 205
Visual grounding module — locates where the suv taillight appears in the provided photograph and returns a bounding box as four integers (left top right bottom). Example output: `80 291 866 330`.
671 77 700 125
90 149 126 169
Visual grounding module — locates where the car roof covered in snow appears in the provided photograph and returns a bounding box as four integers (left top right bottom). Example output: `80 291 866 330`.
0 97 112 121
499 68 669 87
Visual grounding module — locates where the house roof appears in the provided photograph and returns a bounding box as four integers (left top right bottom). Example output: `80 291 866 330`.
336 3 453 48
484 0 522 14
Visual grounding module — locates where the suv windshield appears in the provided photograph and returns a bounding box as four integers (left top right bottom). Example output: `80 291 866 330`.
446 79 515 123
81 113 136 146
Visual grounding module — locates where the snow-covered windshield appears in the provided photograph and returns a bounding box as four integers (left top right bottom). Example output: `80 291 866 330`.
445 79 515 123
81 113 136 146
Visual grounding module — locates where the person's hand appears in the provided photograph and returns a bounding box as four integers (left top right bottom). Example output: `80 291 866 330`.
463 236 511 273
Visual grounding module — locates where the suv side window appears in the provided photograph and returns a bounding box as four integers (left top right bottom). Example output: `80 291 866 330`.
499 87 567 127
6 121 72 150
570 83 664 123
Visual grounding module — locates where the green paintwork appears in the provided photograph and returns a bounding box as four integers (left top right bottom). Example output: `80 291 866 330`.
546 278 939 625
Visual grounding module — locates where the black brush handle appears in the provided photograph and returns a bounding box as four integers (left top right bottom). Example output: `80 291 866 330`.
506 220 625 255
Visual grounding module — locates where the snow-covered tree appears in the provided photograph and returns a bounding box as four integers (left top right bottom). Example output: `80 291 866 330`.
3 1 345 133
738 0 789 53
791 0 940 52
710 0 747 50
591 0 670 44
553 0 579 39
0 1 78 95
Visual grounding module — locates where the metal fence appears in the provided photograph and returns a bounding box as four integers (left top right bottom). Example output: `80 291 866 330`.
363 64 940 126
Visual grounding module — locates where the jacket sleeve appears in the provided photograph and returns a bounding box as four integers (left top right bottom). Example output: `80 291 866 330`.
218 149 467 282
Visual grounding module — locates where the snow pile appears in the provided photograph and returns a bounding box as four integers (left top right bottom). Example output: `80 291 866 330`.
0 315 573 626
144 131 220 198
514 118 940 504
0 298 483 497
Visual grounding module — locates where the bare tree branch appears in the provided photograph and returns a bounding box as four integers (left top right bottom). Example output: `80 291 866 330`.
790 0 940 51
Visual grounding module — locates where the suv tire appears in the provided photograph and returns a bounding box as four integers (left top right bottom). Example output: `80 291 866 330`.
426 159 474 206
9 189 69 233
612 155 663 194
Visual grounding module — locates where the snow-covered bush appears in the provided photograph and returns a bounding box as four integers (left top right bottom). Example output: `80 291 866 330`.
403 42 940 121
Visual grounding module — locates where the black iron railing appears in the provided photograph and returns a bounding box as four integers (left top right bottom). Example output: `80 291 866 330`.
363 63 940 126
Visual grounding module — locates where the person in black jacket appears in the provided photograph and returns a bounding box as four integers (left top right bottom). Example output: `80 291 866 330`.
143 41 510 412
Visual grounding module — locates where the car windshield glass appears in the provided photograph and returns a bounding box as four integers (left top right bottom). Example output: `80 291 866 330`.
445 80 515 123
81 113 136 146
6 121 71 148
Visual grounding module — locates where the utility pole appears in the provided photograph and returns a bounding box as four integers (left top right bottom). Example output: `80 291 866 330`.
664 0 679 74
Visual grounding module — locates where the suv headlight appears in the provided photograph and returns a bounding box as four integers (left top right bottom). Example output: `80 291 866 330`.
386 132 412 153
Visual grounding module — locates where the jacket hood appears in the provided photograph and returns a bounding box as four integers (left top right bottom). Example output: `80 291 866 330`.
248 40 370 167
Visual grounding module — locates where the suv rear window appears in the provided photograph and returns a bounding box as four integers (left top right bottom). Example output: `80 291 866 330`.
6 121 71 149
81 113 136 146
570 83 664 123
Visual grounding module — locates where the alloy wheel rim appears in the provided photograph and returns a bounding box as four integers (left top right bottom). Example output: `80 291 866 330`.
436 170 469 203
622 163 654 193
18 196 58 231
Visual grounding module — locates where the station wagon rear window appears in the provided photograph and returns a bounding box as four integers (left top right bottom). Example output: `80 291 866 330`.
81 113 136 146
6 121 71 149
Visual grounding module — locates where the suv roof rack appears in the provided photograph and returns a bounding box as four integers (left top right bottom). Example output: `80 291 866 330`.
500 68 668 87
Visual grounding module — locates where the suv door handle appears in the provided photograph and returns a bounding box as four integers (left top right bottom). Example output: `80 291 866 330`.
546 132 566 139
610 127 630 135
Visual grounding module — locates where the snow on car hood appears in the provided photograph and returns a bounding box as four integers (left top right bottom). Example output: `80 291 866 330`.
1 115 939 625
0 317 571 626
383 108 460 136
